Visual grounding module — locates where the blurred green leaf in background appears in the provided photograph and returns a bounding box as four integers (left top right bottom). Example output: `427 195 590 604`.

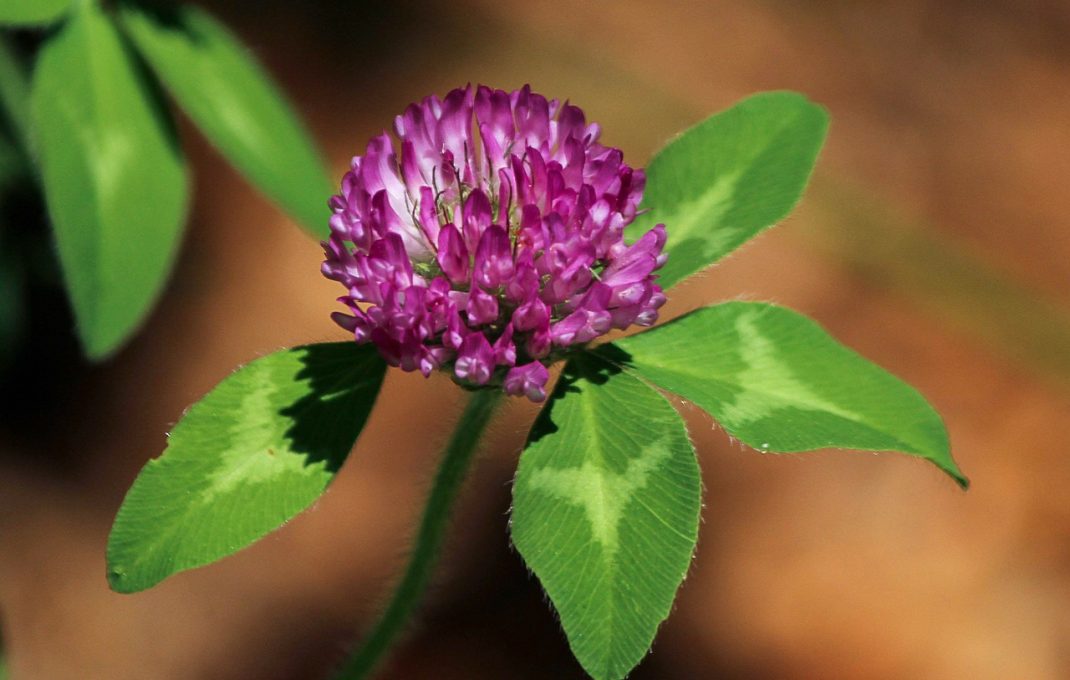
31 1 189 359
2 1 332 360
0 0 70 28
119 3 333 236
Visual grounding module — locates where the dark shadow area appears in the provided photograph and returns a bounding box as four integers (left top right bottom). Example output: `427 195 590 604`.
0 149 85 445
525 349 624 448
278 342 386 473
197 0 444 78
590 342 634 371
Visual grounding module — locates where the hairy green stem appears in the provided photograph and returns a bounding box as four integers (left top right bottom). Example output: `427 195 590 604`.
334 388 503 679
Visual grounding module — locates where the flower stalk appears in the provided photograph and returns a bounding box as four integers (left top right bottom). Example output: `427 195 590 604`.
334 388 503 679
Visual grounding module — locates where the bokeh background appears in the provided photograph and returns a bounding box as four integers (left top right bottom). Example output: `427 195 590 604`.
2 0 1069 677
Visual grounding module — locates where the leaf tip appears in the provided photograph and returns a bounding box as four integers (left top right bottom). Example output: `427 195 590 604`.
81 334 124 363
947 464 970 491
75 306 142 361
105 562 136 594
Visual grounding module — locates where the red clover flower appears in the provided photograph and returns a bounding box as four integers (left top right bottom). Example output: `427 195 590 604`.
322 85 667 401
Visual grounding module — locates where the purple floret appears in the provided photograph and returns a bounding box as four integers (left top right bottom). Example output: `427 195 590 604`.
322 84 667 401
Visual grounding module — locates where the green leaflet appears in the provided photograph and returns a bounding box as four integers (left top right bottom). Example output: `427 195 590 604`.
0 36 31 155
628 91 828 289
0 127 22 191
107 343 386 593
31 1 189 359
119 4 333 236
602 302 967 487
0 0 69 27
511 354 701 680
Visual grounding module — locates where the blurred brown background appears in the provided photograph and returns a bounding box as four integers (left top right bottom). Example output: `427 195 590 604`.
2 0 1069 678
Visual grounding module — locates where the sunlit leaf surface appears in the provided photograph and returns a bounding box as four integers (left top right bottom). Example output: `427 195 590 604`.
107 343 386 593
511 353 701 680
629 91 828 289
604 302 966 487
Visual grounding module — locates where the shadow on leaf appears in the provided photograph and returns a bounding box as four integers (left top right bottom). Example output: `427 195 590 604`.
527 350 625 447
278 342 386 473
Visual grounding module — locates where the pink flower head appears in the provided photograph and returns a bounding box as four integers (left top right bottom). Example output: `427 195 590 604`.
322 85 667 402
